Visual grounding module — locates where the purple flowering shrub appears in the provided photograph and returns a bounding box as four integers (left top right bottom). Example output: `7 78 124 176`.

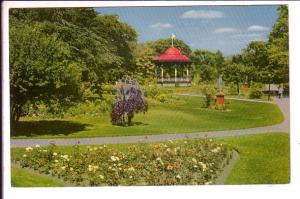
111 76 148 126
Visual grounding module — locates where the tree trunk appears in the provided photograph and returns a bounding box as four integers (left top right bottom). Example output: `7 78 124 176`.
127 112 134 126
236 82 240 94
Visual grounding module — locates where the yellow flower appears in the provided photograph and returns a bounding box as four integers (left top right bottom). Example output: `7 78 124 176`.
211 146 221 153
176 175 181 179
23 154 27 158
128 167 135 172
25 147 33 152
166 165 173 170
61 166 66 170
199 162 207 171
99 175 105 179
70 168 74 171
192 158 197 163
54 159 59 163
111 156 119 162
53 152 57 156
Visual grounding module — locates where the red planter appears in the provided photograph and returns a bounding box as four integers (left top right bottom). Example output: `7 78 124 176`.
216 93 225 105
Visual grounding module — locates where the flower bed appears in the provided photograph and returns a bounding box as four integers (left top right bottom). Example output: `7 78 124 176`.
12 140 233 186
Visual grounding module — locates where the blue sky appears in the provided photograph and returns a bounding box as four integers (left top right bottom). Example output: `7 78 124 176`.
96 6 279 56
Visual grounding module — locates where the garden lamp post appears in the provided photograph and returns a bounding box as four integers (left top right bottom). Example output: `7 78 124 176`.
268 73 271 101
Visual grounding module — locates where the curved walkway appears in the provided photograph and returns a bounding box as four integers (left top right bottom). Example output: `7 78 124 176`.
10 97 289 148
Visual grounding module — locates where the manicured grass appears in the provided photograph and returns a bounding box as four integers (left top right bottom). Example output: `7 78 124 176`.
11 166 64 187
11 96 284 139
215 133 290 184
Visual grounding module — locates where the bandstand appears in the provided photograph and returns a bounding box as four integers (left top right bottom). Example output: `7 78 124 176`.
153 43 192 87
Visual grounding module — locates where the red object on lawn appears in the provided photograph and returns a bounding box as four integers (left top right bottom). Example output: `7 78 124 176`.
216 92 225 105
153 47 192 63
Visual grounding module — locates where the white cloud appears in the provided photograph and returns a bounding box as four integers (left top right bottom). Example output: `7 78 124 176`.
181 10 224 19
150 22 173 29
231 33 262 38
247 25 269 32
215 27 236 33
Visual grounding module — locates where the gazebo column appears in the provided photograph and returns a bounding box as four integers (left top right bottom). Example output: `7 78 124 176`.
161 67 164 85
174 67 177 84
186 68 189 82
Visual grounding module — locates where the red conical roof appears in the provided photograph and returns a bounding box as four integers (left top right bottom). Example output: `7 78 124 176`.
153 47 192 63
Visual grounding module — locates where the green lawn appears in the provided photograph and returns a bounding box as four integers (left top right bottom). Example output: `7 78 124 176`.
11 167 64 187
11 96 283 139
215 133 290 184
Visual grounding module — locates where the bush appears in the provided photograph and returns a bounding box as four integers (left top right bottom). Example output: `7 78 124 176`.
224 83 238 96
249 83 263 99
143 79 160 98
155 94 169 103
13 139 233 186
111 76 148 126
102 84 116 95
201 85 216 108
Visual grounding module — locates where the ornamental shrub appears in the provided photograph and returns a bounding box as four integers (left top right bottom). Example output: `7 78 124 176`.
155 94 168 103
201 85 217 108
143 78 160 98
111 76 148 126
249 83 263 99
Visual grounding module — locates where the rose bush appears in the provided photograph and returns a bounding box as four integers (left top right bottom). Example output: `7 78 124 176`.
12 139 233 186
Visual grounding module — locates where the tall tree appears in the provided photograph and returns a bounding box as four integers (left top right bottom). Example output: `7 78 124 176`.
191 49 225 83
242 41 269 83
267 5 289 84
9 8 138 122
222 62 247 94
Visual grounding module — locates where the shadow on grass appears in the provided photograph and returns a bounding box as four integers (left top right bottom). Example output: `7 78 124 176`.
11 120 90 137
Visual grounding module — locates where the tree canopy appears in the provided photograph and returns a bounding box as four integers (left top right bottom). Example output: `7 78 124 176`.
191 49 225 83
222 5 288 88
9 8 138 122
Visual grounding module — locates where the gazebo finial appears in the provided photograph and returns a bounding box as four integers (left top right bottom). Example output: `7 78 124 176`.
171 33 176 47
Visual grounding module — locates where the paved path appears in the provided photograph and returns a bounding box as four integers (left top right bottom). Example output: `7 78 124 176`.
10 97 289 148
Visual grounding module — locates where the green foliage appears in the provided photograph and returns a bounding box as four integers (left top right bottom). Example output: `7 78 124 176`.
133 44 156 81
224 83 239 96
155 94 169 103
222 62 246 94
267 5 289 84
249 83 264 99
191 49 225 83
200 85 217 108
9 8 138 122
242 41 269 83
143 78 160 98
224 6 288 90
12 140 233 185
148 38 192 56
9 19 82 122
